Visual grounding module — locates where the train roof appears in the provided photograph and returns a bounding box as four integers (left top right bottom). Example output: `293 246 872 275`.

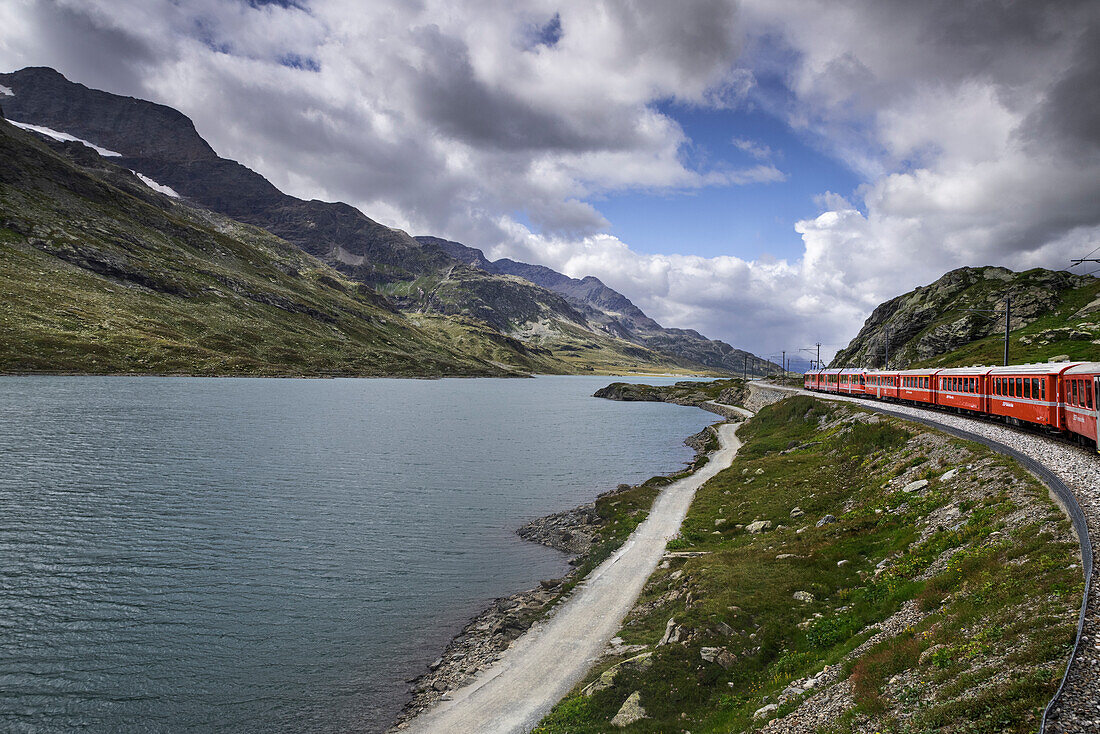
893 368 942 375
839 368 867 374
819 368 844 375
988 362 1083 375
1063 362 1100 375
936 366 995 375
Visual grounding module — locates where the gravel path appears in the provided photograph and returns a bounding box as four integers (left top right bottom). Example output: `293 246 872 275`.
400 419 747 734
763 384 1100 733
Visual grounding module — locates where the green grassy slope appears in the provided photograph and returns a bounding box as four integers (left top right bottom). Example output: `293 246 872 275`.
536 396 1080 733
914 276 1100 367
0 119 547 376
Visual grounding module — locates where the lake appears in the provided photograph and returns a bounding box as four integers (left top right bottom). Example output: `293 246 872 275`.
0 375 715 732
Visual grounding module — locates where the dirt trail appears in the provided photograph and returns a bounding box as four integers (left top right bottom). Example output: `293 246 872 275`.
401 418 747 734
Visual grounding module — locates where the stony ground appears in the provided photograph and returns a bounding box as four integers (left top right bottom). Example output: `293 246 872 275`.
766 383 1099 733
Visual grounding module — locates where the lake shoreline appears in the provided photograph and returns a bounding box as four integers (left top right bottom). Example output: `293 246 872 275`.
390 401 737 730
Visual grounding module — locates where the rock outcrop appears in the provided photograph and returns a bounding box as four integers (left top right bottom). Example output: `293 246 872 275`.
830 266 1096 368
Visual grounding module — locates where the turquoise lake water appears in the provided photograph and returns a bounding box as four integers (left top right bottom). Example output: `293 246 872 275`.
0 375 715 733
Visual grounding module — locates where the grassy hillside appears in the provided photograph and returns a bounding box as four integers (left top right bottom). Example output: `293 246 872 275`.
832 266 1100 369
0 119 549 376
535 397 1080 733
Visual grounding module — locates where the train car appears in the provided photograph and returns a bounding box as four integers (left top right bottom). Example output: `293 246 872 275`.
864 371 899 400
1061 363 1099 448
895 368 939 405
837 368 867 395
988 363 1078 431
819 368 843 393
935 366 993 414
804 370 823 391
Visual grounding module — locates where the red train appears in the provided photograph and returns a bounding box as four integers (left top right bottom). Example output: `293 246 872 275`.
803 362 1100 451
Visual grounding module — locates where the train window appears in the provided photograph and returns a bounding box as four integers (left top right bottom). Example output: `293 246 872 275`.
1009 378 1015 397
1024 379 1031 399
1041 380 1046 401
1071 379 1078 406
1032 378 1039 400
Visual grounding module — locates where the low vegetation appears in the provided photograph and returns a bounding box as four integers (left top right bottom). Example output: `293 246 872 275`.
594 378 747 406
914 277 1100 367
535 396 1082 733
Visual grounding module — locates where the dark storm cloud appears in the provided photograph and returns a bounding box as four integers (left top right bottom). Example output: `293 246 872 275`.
21 2 158 99
409 25 641 153
1024 23 1100 155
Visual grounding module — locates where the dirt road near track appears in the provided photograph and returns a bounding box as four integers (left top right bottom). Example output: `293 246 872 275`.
400 419 746 734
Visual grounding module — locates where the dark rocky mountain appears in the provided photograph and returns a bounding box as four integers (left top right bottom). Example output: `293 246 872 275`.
0 114 548 376
831 266 1100 369
1 66 775 374
421 235 773 373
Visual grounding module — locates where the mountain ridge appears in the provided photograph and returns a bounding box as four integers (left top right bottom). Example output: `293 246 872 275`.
830 265 1100 369
0 66 776 375
419 235 771 373
0 114 555 376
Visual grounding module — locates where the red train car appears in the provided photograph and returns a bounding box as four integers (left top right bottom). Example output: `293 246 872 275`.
804 370 822 390
1062 363 1099 446
839 368 867 395
988 363 1076 431
865 371 899 400
935 366 992 414
819 368 843 393
896 368 939 405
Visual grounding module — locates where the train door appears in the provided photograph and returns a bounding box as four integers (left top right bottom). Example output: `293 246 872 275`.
1095 377 1100 453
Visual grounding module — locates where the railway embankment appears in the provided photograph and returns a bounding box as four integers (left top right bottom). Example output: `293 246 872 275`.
768 383 1099 733
535 394 1083 733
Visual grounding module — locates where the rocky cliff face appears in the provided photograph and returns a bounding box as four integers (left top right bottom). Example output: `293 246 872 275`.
831 266 1097 368
2 66 774 374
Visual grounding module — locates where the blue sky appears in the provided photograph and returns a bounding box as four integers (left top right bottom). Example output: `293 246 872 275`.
592 103 864 260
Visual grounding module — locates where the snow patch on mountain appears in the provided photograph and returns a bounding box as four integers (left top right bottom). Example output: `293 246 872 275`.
133 171 180 198
8 120 121 157
0 84 13 96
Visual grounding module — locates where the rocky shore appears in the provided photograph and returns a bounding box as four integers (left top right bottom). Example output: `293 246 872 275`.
390 420 726 729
